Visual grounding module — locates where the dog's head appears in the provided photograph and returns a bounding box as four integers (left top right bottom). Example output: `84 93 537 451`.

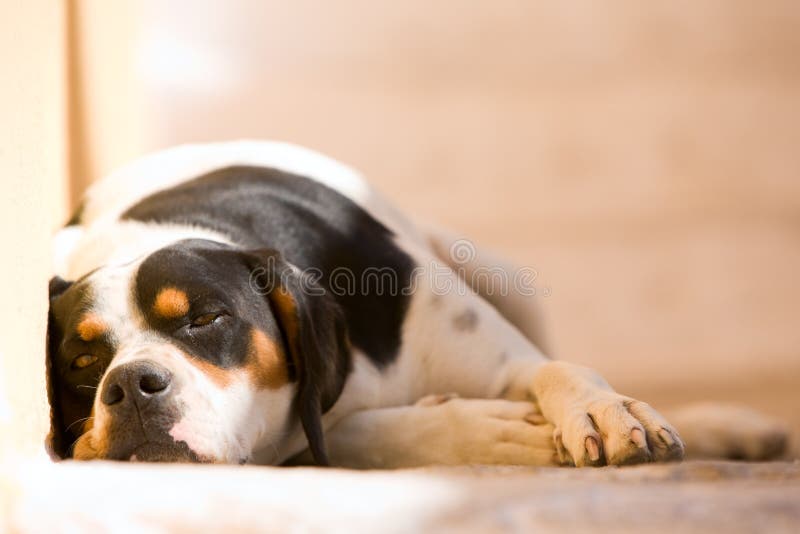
46 239 349 465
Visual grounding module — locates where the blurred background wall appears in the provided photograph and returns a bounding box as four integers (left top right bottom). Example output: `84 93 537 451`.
0 1 67 457
68 1 800 427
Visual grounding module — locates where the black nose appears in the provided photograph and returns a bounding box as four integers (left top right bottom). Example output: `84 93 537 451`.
101 360 173 407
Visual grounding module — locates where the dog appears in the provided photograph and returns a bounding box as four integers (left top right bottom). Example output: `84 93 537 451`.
47 141 788 467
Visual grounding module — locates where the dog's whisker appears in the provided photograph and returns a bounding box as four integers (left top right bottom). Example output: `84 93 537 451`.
68 434 83 455
66 416 94 433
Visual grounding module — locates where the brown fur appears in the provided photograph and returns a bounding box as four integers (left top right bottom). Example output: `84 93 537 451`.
153 287 190 319
270 287 301 373
73 428 107 460
247 328 288 389
76 313 107 342
184 351 233 388
83 406 95 433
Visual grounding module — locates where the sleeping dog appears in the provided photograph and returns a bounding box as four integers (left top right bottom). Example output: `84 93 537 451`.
47 141 787 466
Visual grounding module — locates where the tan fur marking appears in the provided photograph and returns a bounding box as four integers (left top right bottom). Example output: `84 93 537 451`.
153 287 190 318
76 313 107 342
184 351 233 388
271 287 301 373
83 406 96 433
271 287 297 331
73 429 107 460
247 329 288 389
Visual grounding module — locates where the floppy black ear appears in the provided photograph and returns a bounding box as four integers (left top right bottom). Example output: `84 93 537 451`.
46 276 73 459
245 250 351 466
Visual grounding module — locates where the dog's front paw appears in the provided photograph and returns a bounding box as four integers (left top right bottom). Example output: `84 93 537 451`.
533 361 684 467
553 394 684 467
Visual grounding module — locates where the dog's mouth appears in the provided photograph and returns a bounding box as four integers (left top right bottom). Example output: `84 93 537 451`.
116 440 208 463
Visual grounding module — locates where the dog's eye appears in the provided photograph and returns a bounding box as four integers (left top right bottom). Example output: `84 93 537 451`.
71 354 98 370
191 312 222 327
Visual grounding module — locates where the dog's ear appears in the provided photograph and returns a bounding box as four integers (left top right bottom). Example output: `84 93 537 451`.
46 276 73 459
245 250 350 466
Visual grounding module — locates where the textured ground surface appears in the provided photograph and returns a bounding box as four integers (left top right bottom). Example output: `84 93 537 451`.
6 460 800 533
424 461 800 533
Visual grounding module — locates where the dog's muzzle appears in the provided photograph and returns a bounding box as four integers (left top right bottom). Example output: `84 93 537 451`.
102 359 174 407
98 360 198 462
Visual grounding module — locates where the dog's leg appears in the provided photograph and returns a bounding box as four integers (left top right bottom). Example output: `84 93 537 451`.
292 396 556 469
425 231 793 463
664 403 789 461
396 251 684 466
424 230 795 464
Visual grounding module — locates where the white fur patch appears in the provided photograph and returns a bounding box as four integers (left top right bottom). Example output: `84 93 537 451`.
54 222 232 281
57 140 425 281
80 141 370 226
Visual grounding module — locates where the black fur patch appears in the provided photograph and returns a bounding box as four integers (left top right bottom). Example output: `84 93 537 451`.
134 241 281 370
123 165 416 368
452 308 479 332
47 277 116 457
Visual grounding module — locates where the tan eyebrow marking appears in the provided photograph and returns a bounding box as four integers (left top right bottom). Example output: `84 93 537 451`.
153 287 190 319
247 328 288 389
76 313 107 342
